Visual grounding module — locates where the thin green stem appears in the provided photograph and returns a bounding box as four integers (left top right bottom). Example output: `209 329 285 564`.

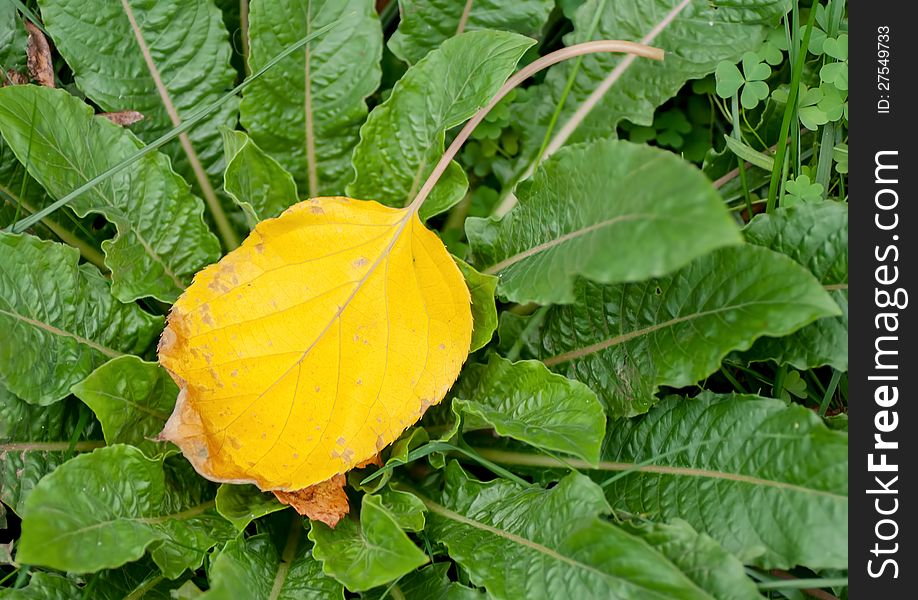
757 578 847 591
720 366 747 394
731 94 753 217
818 369 843 416
505 306 549 362
767 6 817 213
772 364 787 400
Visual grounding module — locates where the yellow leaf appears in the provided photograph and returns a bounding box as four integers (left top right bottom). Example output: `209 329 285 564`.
158 197 472 494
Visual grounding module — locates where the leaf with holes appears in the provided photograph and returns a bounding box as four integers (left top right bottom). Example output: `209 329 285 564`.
0 232 162 404
38 0 238 192
512 244 839 416
601 393 848 569
157 197 473 523
16 444 235 576
241 0 382 197
0 85 221 302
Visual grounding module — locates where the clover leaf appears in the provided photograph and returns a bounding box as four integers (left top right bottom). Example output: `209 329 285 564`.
820 34 848 91
833 143 849 174
715 52 772 109
784 174 825 207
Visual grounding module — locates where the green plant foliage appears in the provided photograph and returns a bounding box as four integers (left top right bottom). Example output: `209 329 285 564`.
467 140 742 305
0 232 162 404
348 31 535 219
241 0 382 197
0 2 27 72
221 128 299 225
455 258 499 352
214 484 286 531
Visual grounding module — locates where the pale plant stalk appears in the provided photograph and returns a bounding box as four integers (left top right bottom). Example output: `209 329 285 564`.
121 0 240 250
406 40 664 217
493 0 692 217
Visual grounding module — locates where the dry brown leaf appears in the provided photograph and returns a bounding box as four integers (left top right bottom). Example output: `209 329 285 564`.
273 474 349 527
3 70 29 87
24 21 54 88
99 110 145 126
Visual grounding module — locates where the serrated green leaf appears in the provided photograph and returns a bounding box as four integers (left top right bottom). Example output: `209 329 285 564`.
743 202 848 370
0 386 102 516
0 86 221 302
221 128 299 226
601 393 848 569
423 463 717 599
624 519 763 600
309 493 428 592
202 533 344 599
512 0 788 173
389 0 553 65
467 139 742 305
17 445 235 576
0 572 80 600
38 0 239 187
453 355 605 463
71 356 176 456
348 31 535 220
516 244 839 416
0 2 27 72
455 258 498 352
362 563 484 600
215 483 286 531
0 232 162 404
241 0 382 197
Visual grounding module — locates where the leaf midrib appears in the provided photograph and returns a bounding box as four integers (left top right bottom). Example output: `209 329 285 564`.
0 306 124 359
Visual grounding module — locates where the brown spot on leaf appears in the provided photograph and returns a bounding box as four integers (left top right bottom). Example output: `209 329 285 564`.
352 257 368 268
273 473 349 527
356 453 382 468
99 110 144 126
25 22 54 88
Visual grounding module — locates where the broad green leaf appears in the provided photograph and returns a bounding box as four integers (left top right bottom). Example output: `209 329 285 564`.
456 258 498 352
221 128 299 226
17 445 235 576
371 487 426 532
624 519 762 600
71 356 176 456
353 427 429 493
38 0 239 186
0 232 161 404
425 463 717 599
86 558 195 600
743 202 848 370
516 244 840 416
309 493 428 592
348 31 535 220
203 533 344 599
362 563 484 600
389 0 553 65
0 86 221 302
467 140 742 305
241 0 382 197
511 0 788 173
601 393 848 569
0 386 102 516
0 572 80 599
453 355 605 463
0 2 26 72
215 483 286 531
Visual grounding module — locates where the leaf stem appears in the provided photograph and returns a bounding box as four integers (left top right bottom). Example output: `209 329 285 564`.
731 94 753 218
406 40 664 216
818 369 842 417
6 20 341 234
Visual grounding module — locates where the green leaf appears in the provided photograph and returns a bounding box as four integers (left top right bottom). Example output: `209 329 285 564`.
202 532 344 599
455 258 498 352
86 557 195 600
0 2 27 72
624 519 763 600
453 355 605 463
467 139 742 305
348 31 535 220
742 202 848 370
17 445 235 576
0 386 102 516
0 232 162 404
0 85 221 302
240 0 382 197
38 0 239 186
71 356 177 456
0 572 80 600
389 0 553 65
515 244 840 416
214 483 286 531
601 393 848 569
723 135 775 171
309 493 428 592
362 563 484 600
424 463 718 599
714 62 743 99
371 487 426 532
782 174 824 207
221 128 299 226
513 0 788 171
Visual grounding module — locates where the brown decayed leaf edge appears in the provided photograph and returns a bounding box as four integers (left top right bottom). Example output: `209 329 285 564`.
25 21 54 88
273 474 349 527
